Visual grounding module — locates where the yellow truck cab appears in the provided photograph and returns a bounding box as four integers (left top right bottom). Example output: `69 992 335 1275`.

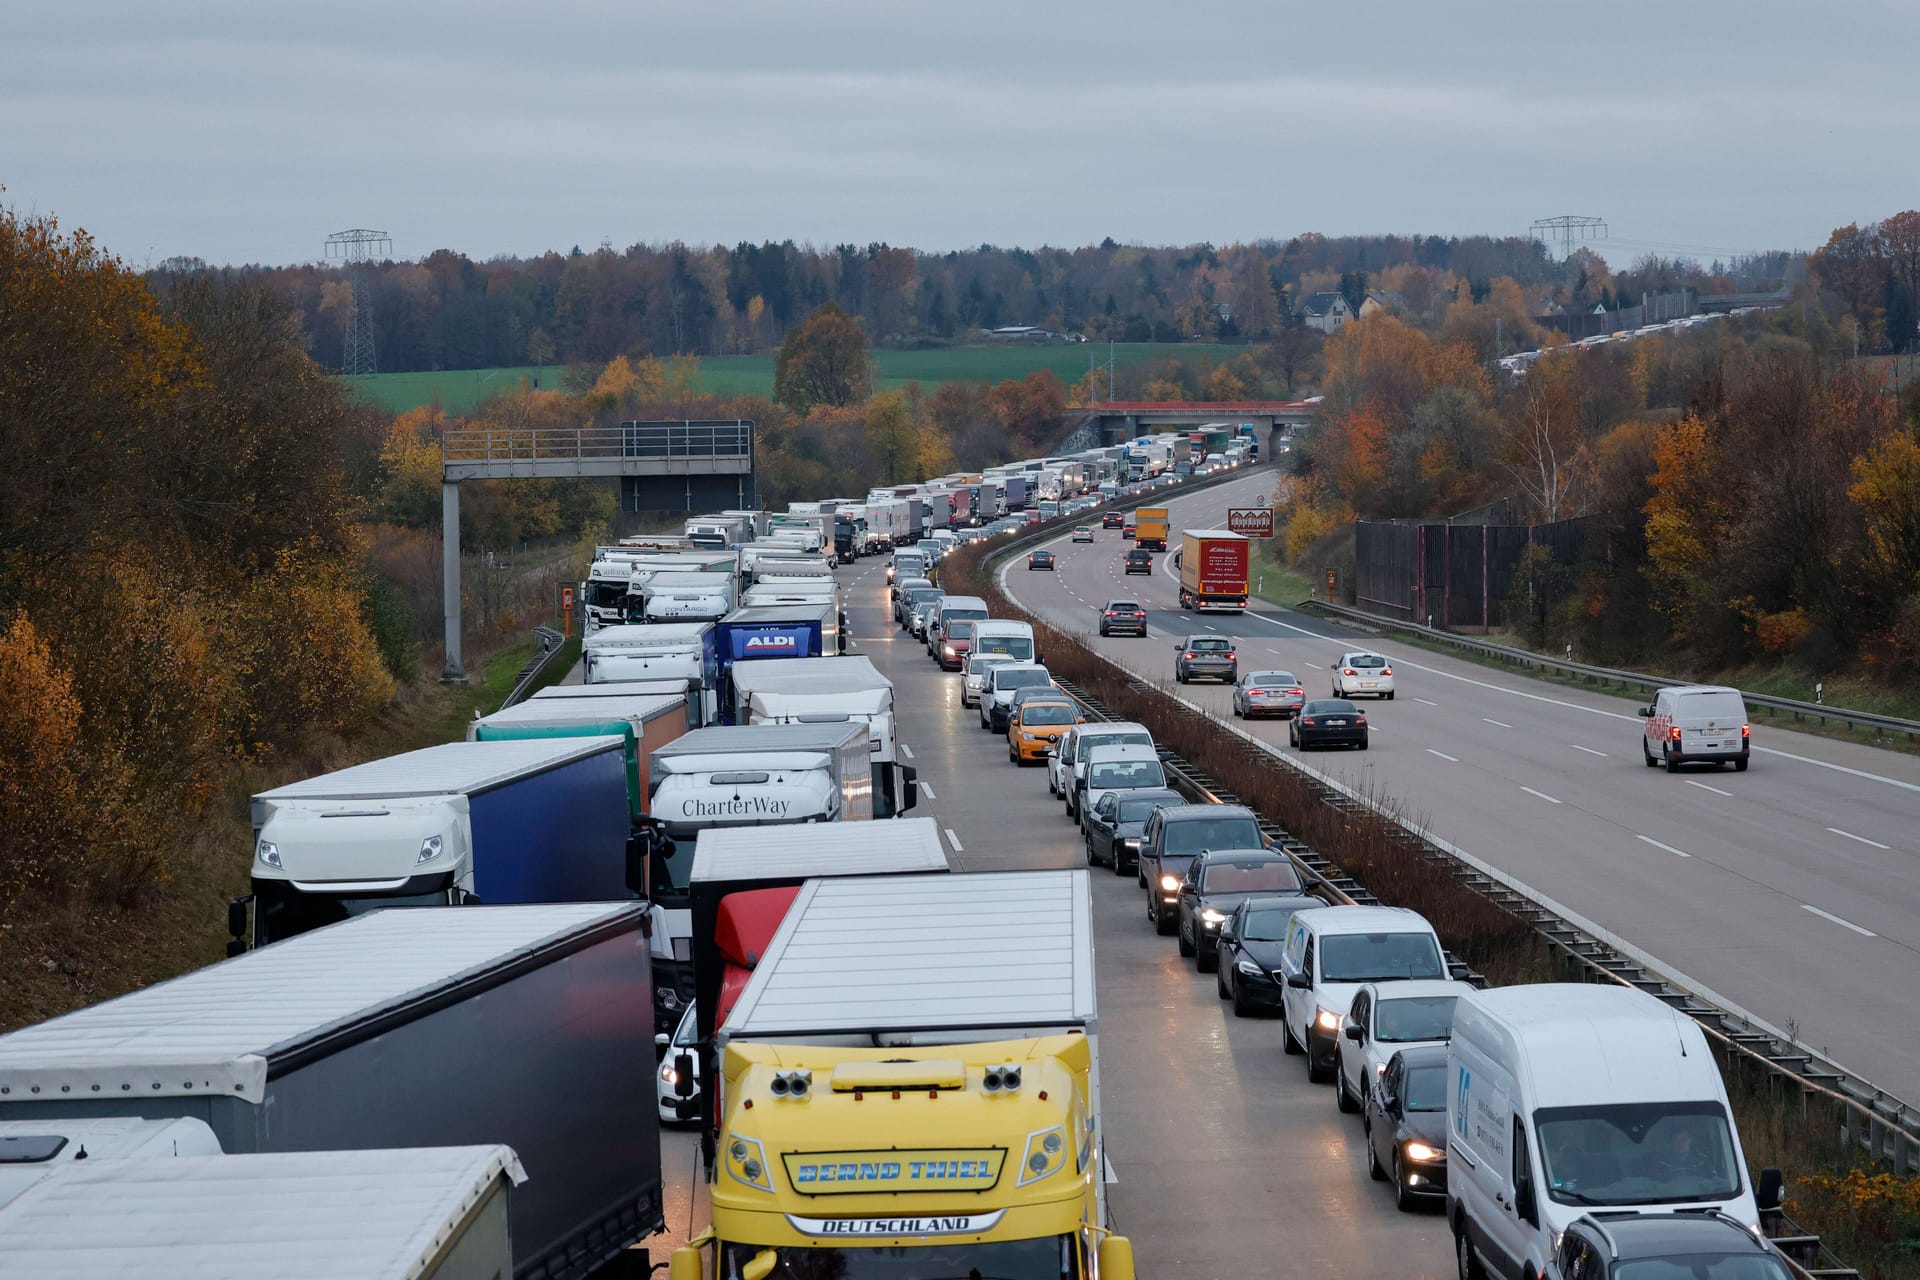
677 869 1131 1280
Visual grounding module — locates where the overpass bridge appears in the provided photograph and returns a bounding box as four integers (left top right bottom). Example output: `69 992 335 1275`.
1059 399 1318 452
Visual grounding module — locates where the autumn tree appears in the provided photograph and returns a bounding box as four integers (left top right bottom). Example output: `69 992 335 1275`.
1501 364 1590 523
987 371 1067 457
774 301 871 412
864 392 919 485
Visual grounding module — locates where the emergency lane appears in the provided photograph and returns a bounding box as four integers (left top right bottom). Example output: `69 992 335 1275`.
837 555 1456 1278
1006 465 1920 1105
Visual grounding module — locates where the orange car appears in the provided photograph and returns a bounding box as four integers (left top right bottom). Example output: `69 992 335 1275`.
1008 696 1081 765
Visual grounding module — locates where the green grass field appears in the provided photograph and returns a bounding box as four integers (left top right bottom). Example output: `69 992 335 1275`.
343 343 1251 415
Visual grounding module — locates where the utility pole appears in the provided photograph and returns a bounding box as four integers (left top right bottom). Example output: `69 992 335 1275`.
1108 336 1115 401
1529 215 1607 261
325 228 392 376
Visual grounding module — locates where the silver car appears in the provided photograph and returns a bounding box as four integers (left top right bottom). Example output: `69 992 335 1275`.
1233 670 1305 720
1174 635 1237 684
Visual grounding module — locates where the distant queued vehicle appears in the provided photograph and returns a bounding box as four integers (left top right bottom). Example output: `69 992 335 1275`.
1216 898 1315 1017
1176 850 1306 972
1291 699 1367 750
1028 550 1056 570
1099 599 1147 637
1082 787 1184 874
1174 635 1236 684
961 651 1017 708
1335 980 1472 1116
1331 651 1395 699
1233 670 1305 719
1124 548 1153 575
1122 522 1137 539
1008 695 1080 766
1072 527 1095 543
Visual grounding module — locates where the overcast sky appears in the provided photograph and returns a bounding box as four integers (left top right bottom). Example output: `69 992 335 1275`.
4 1 1913 268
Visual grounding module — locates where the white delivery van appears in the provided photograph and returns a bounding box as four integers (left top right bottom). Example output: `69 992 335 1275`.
1639 685 1751 773
971 619 1038 664
1448 984 1762 1280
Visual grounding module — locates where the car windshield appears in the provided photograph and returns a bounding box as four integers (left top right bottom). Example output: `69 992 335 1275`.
908 590 943 605
1676 692 1747 720
672 1004 698 1047
1241 908 1295 942
1535 1101 1743 1208
1614 1256 1792 1280
1374 995 1460 1042
1090 761 1165 789
1078 731 1151 761
1201 861 1301 893
1118 795 1170 821
1022 703 1074 726
1319 931 1445 981
1348 654 1388 669
1247 672 1296 687
1190 638 1231 652
1162 816 1263 855
996 669 1052 690
1403 1064 1448 1112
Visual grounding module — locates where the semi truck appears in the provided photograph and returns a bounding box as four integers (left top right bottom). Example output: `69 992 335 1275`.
0 903 663 1280
726 655 918 818
582 621 722 725
1178 529 1251 612
685 513 750 550
581 555 634 631
715 603 841 717
676 869 1134 1280
470 690 688 823
237 738 633 949
639 570 736 623
1133 505 1170 552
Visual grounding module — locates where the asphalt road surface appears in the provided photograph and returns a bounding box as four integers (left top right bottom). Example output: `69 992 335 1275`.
1003 464 1920 1107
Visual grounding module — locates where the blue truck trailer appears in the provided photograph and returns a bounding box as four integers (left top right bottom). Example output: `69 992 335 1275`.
713 602 841 723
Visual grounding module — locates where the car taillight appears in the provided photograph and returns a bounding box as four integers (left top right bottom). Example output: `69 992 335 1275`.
1248 689 1265 696
1343 668 1358 676
1382 667 1393 676
1105 611 1116 617
1669 725 1682 740
1355 715 1367 724
1301 717 1316 726
1225 652 1236 661
1184 652 1196 660
1287 688 1303 696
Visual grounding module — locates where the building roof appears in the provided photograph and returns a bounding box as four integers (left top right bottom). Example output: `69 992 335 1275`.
1300 291 1351 316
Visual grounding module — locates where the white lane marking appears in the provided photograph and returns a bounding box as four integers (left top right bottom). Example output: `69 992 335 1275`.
1301 661 1322 669
919 781 936 799
1483 718 1513 729
1827 826 1891 850
1520 785 1561 804
1570 744 1608 757
1637 835 1691 858
1426 749 1459 762
899 743 914 760
1801 904 1877 937
1413 697 1438 706
944 827 965 852
1684 779 1732 797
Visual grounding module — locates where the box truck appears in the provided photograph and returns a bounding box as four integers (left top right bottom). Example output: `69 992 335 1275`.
237 738 632 949
1178 529 1251 612
0 903 662 1280
685 513 750 550
0 1146 524 1280
680 870 1135 1280
715 603 842 717
1133 505 1170 551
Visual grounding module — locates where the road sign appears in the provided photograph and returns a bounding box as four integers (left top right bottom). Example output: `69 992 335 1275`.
1325 567 1338 598
1255 494 1268 506
1226 507 1275 538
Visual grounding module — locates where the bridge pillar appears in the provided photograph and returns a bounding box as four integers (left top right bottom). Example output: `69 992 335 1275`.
440 480 466 684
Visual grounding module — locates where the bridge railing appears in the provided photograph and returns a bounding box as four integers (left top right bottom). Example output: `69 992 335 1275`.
443 420 752 462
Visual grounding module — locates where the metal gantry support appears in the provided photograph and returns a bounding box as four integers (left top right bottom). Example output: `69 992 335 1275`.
441 481 464 683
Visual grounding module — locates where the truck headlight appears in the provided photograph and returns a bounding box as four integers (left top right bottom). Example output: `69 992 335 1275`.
725 1136 773 1192
255 838 282 869
1315 1008 1341 1032
416 835 443 865
1018 1126 1067 1186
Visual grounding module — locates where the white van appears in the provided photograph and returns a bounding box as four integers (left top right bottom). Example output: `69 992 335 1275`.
1448 985 1761 1280
970 620 1037 664
1277 906 1447 1083
1640 685 1751 772
926 594 989 659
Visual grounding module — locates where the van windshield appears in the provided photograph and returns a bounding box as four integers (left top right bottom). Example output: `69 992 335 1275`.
1535 1101 1742 1207
976 636 1035 661
1374 995 1459 1042
1319 932 1445 982
942 609 988 625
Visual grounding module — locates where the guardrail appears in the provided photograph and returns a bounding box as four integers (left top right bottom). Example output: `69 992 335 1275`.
497 625 568 711
1301 599 1920 743
443 420 753 462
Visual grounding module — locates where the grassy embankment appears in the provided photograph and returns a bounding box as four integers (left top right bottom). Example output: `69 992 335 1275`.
344 343 1251 415
0 629 581 1034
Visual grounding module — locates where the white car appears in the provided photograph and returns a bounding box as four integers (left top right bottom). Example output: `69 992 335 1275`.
1334 979 1474 1115
1331 651 1395 700
962 651 1017 708
655 1000 702 1125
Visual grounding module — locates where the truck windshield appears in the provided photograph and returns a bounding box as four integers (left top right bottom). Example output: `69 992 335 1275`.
1535 1101 1742 1207
1319 932 1445 982
254 878 453 945
721 1235 1074 1280
586 580 628 609
1373 995 1460 1042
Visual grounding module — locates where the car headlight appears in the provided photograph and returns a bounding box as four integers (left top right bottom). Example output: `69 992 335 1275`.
1200 908 1228 925
1018 1126 1068 1186
1315 1008 1341 1032
1121 838 1140 850
659 1062 679 1085
1404 1141 1442 1163
1021 731 1038 741
255 838 282 869
1236 959 1264 977
725 1136 773 1192
1159 874 1180 892
416 834 443 865
1375 1062 1388 1076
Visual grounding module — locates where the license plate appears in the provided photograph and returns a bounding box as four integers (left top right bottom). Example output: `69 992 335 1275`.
1328 719 1347 726
1359 681 1377 688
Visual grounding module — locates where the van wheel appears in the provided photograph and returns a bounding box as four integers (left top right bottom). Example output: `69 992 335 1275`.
1664 748 1680 774
1643 741 1658 768
1735 757 1749 772
1456 1224 1487 1280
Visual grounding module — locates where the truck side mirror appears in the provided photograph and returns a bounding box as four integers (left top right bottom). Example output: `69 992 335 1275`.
669 1244 705 1280
1097 1236 1136 1280
901 765 919 813
226 896 251 943
673 1051 696 1099
1757 1166 1784 1212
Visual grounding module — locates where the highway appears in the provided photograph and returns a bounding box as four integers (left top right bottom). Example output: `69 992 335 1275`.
1000 464 1920 1106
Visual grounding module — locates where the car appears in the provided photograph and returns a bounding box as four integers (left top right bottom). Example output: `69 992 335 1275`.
1102 512 1125 529
900 586 944 635
1028 550 1056 570
1071 527 1094 543
927 597 988 661
1023 510 1043 525
981 662 1056 734
1174 635 1236 684
1123 548 1152 575
1289 699 1367 750
1363 1044 1451 1211
1233 670 1305 719
1331 651 1395 699
1640 684 1751 772
1009 695 1080 765
1275 905 1447 1083
1121 522 1137 539
961 651 1017 708
891 575 932 615
1335 979 1472 1116
1545 1209 1794 1280
1137 803 1268 934
937 617 978 672
654 999 702 1125
1079 743 1169 833
1098 599 1147 637
1175 850 1305 972
1055 721 1154 821
1082 786 1183 872
1216 896 1322 1016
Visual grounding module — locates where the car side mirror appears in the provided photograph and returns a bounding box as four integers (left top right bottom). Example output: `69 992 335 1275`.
1342 1023 1363 1042
1285 971 1312 990
1638 706 1653 717
1218 922 1235 941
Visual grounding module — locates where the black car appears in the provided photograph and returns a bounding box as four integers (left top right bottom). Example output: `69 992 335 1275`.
1028 550 1056 570
1083 786 1183 873
1364 1044 1451 1212
1123 548 1152 574
1098 599 1147 637
1176 850 1305 972
1216 897 1320 1016
1290 699 1368 750
1102 512 1125 529
1138 804 1267 935
1548 1208 1793 1280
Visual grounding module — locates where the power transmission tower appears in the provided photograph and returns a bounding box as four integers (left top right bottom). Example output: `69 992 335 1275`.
1529 215 1607 260
325 228 392 376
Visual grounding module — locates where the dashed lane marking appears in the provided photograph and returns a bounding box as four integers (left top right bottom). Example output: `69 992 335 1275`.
1685 780 1732 797
1637 835 1691 858
899 743 914 760
1827 826 1891 851
1426 749 1459 762
920 781 936 799
1802 904 1877 937
1520 785 1561 804
944 827 965 853
1570 744 1608 757
1483 718 1513 729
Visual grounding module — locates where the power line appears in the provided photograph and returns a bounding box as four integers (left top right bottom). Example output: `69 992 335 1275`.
325 228 392 377
1530 214 1607 260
